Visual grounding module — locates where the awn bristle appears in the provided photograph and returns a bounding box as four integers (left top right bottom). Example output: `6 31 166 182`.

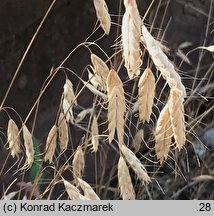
77 178 100 200
91 115 99 152
138 68 155 123
168 88 186 150
93 0 111 35
118 155 135 200
62 78 77 123
106 69 126 145
44 125 57 163
63 180 88 200
58 113 69 151
132 129 144 153
155 103 173 164
141 25 186 97
72 146 85 181
22 125 34 168
122 0 142 78
120 144 151 184
7 119 21 158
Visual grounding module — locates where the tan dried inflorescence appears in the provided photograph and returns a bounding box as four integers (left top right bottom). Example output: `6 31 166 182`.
63 180 88 200
93 0 111 35
72 146 85 181
58 113 69 151
118 155 135 200
120 144 151 184
138 68 155 123
141 25 186 97
77 178 100 200
106 69 126 145
44 125 58 163
122 0 142 78
155 88 186 163
62 78 77 123
7 119 21 158
22 125 34 168
90 54 109 91
91 115 99 152
155 103 173 164
168 88 186 150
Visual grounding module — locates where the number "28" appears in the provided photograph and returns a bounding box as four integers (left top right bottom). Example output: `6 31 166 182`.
199 203 211 211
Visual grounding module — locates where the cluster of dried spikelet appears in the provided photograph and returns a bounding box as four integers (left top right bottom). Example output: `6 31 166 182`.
5 0 187 200
92 0 186 199
7 119 34 169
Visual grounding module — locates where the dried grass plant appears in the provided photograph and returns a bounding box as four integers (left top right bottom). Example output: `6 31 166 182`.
7 119 21 158
120 145 151 184
118 155 135 200
77 178 100 200
58 113 69 151
90 54 109 90
93 0 111 35
106 69 126 145
168 88 186 150
62 78 77 123
122 0 142 78
91 115 99 152
44 125 58 163
1 0 212 200
138 68 155 123
155 103 173 164
72 146 85 182
22 125 34 168
132 129 144 153
63 179 88 200
141 25 186 97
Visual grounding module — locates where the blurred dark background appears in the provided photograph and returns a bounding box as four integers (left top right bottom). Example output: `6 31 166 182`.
0 0 212 138
0 0 213 199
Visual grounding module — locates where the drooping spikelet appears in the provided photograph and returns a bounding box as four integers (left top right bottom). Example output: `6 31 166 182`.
22 125 34 168
7 119 21 158
132 129 144 153
90 54 109 90
138 68 155 123
82 81 108 100
141 25 186 97
77 178 100 200
58 113 69 151
106 69 126 145
72 146 85 181
91 54 109 80
91 115 99 152
122 0 142 78
118 155 135 200
44 125 57 163
88 69 103 90
168 88 186 150
120 144 151 184
62 78 77 123
75 108 93 124
63 180 88 200
155 103 173 164
93 0 111 35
